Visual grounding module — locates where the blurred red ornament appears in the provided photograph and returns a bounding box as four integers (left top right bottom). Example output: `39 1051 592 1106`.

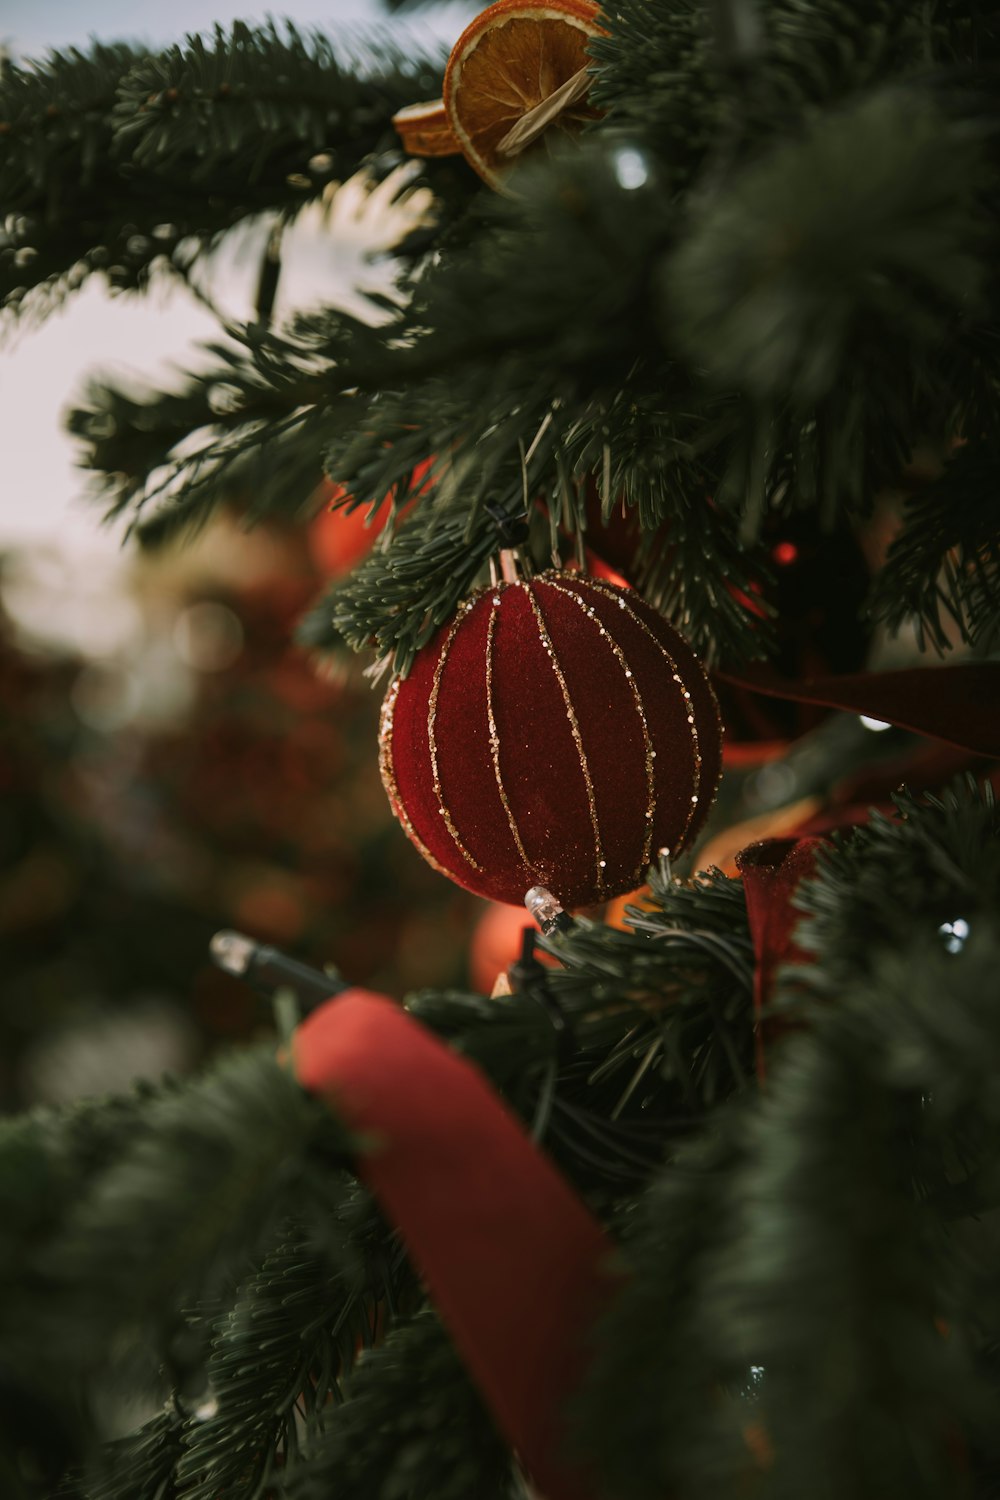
231 879 307 943
602 884 655 932
309 460 434 578
581 486 642 583
469 900 558 993
379 571 723 908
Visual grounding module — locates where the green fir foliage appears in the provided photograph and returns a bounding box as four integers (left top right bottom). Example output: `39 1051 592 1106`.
22 0 998 663
281 1310 519 1500
5 3 1000 1497
872 440 1000 652
577 782 1000 1500
0 23 444 316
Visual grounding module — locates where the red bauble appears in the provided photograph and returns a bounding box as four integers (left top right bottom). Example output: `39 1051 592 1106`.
379 571 722 907
309 461 434 578
469 900 559 993
309 485 390 578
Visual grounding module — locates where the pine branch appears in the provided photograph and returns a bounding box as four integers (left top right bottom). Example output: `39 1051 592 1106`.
0 25 445 316
789 780 1000 1002
562 390 777 664
80 1410 184 1500
588 0 934 196
303 498 519 676
569 1124 748 1500
696 993 975 1500
174 1206 410 1500
68 59 1000 664
0 1087 189 1492
663 84 994 520
577 783 1000 1500
28 1050 350 1385
0 44 143 210
281 1309 519 1500
111 23 440 191
11 0 1000 669
870 440 1000 652
80 1197 411 1500
67 322 355 544
408 867 755 1194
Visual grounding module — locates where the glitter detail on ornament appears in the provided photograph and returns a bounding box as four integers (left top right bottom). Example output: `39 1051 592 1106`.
379 679 453 880
580 577 716 855
521 581 608 900
543 575 657 881
379 570 722 908
486 597 532 874
427 616 485 873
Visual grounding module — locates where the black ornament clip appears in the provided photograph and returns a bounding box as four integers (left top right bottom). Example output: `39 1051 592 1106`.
485 499 531 548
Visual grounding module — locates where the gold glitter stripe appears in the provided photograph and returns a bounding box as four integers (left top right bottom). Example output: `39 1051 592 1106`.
485 595 532 875
427 604 483 873
378 677 453 880
543 577 658 884
522 581 607 901
580 577 704 857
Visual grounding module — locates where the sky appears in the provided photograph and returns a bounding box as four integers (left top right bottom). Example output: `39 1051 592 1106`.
0 0 468 575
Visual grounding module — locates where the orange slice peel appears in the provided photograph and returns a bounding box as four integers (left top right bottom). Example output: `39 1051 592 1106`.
443 0 605 189
392 1 605 188
391 99 461 158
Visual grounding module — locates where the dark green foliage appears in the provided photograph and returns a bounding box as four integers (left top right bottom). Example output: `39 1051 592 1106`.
0 861 755 1495
0 24 443 315
109 24 436 194
2 790 1000 1498
0 1091 175 1492
0 1049 350 1402
7 4 1000 1497
0 44 149 318
281 1310 520 1500
81 1410 185 1500
791 781 1000 995
663 85 991 518
75 1193 415 1500
68 324 345 545
590 0 936 181
70 143 778 664
304 499 523 675
408 864 755 1191
872 441 1000 651
578 783 1000 1500
173 1216 392 1500
0 1086 181 1371
41 0 1000 664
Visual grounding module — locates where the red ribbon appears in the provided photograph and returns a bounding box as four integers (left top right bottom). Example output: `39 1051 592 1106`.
292 990 616 1500
736 837 825 1079
716 661 1000 757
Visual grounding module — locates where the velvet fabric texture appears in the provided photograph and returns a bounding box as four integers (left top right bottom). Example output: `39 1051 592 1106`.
716 661 1000 757
380 572 723 907
737 836 824 1079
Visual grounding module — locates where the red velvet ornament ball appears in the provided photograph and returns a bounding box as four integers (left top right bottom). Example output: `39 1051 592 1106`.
379 571 723 907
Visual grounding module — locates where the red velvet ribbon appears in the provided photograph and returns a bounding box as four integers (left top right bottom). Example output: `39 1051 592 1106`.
736 837 825 1078
292 990 616 1500
715 662 1000 757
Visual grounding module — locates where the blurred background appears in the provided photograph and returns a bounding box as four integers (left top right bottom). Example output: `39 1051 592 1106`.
0 0 508 1115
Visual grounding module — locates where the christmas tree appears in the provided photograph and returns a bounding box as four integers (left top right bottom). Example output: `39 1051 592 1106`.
3 2 1000 1497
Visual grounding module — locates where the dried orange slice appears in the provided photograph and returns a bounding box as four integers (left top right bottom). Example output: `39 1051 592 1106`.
392 99 461 158
443 0 604 190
